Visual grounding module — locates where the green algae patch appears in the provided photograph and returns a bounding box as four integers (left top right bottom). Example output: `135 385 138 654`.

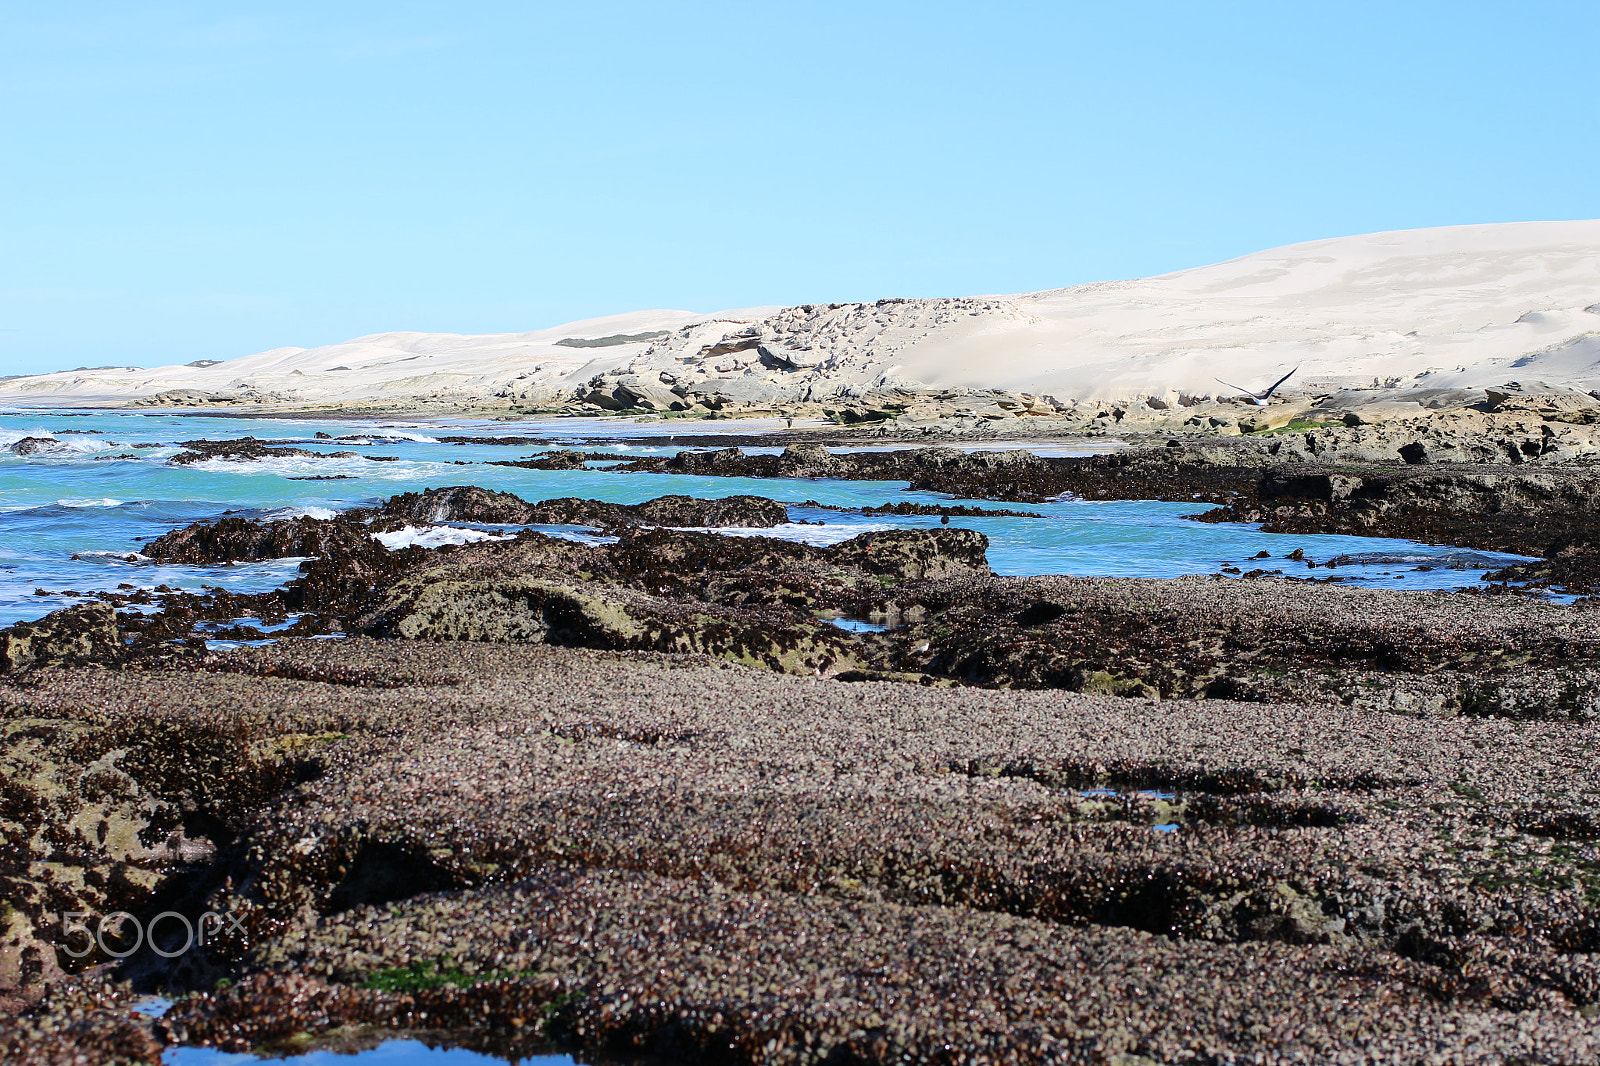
359 958 540 992
361 959 476 992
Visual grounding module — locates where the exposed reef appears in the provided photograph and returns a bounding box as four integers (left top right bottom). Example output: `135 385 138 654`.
1193 465 1600 577
10 640 1600 1062
607 443 1600 589
16 482 1600 699
867 573 1600 716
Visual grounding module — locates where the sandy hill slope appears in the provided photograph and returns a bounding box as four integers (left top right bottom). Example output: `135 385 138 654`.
3 221 1597 410
0 309 779 410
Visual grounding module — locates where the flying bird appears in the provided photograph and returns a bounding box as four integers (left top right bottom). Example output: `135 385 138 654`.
1215 367 1297 406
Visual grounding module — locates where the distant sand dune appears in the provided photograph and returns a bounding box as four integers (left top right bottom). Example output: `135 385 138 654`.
3 220 1597 409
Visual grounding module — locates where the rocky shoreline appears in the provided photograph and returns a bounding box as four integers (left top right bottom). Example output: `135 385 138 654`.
5 431 1600 1062
592 440 1600 583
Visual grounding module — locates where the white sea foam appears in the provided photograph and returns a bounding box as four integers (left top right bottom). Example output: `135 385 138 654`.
57 497 124 508
673 522 897 547
362 431 441 443
525 525 619 545
371 525 516 550
1 431 119 456
185 455 446 480
259 505 341 522
74 550 153 564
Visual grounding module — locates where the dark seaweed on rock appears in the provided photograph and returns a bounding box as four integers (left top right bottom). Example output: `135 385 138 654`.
606 441 1268 504
486 448 614 470
379 486 789 528
348 526 990 676
1194 465 1600 566
611 444 1600 582
138 489 794 571
1483 536 1600 599
143 515 374 564
847 501 1045 519
166 438 359 465
434 435 554 446
58 479 1600 718
0 601 122 673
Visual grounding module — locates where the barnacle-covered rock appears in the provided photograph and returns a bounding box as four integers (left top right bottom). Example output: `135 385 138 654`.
353 565 865 676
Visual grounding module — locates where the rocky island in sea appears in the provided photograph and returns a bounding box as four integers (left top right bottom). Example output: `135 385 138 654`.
4 221 1600 1064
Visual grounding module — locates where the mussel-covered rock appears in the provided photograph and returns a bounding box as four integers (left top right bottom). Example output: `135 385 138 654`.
379 486 789 528
167 437 335 465
143 515 373 564
0 602 121 673
353 567 864 676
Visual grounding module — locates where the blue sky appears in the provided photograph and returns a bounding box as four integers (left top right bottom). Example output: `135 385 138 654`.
2 1 1596 376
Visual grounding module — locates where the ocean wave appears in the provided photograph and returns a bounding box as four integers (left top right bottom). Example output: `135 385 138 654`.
371 424 443 441
347 431 441 444
73 550 153 564
1 431 121 456
524 525 619 545
258 505 342 522
57 497 125 508
184 455 447 480
371 525 516 550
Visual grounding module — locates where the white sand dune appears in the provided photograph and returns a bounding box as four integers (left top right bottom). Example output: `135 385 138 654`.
0 308 778 409
3 220 1597 409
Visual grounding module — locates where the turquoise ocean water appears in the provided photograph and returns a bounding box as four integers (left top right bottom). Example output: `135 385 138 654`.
0 409 1536 629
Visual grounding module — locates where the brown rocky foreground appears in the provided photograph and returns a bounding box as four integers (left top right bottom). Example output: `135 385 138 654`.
4 455 1600 1063
5 639 1600 1063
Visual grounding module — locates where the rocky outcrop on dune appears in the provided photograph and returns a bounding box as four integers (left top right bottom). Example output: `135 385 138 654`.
576 297 1041 413
553 221 1600 417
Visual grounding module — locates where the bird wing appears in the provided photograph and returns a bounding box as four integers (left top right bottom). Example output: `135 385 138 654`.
1215 378 1253 396
1258 367 1298 399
